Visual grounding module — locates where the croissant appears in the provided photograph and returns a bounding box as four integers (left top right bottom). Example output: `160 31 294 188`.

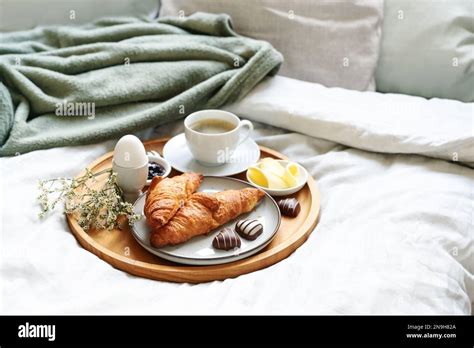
150 188 265 247
144 172 203 230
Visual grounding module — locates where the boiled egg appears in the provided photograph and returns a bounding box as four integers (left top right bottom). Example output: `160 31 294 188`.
113 134 148 168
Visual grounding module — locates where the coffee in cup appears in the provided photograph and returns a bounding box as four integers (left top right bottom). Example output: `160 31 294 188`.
189 119 236 134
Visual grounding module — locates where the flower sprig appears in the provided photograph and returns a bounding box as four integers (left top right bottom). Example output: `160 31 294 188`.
37 168 141 231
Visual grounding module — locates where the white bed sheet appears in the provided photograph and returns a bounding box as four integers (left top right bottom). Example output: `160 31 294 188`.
0 76 472 314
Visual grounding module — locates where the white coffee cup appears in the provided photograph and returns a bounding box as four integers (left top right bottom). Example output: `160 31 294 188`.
184 110 253 166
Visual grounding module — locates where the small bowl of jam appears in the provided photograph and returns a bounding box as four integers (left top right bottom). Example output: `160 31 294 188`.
146 153 171 185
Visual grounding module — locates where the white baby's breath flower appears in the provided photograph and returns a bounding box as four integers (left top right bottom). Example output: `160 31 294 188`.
37 168 139 231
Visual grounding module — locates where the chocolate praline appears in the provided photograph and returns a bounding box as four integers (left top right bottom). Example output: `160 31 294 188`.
212 227 241 251
235 219 263 241
277 198 301 217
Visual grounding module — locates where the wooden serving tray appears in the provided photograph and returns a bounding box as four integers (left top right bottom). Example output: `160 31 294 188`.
67 137 320 283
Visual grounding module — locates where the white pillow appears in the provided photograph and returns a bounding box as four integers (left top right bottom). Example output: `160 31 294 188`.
376 0 474 102
160 0 384 91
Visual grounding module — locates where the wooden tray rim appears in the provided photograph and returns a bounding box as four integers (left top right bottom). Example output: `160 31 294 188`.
67 137 321 283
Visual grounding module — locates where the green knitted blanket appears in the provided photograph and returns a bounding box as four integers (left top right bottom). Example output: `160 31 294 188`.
0 13 282 156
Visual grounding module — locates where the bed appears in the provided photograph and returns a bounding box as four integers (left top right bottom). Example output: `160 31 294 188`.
1 74 472 314
1 0 473 315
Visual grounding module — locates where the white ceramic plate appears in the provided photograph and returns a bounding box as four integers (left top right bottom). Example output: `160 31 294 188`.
163 133 260 177
130 176 281 265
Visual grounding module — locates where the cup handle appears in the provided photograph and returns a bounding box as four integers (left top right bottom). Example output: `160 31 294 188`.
237 120 253 146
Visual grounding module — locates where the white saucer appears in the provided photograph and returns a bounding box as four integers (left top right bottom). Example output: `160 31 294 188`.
163 133 260 177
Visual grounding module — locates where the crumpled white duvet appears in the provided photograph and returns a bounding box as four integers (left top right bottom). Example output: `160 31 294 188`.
0 76 472 314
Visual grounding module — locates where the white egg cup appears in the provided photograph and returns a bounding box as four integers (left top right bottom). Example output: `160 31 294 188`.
112 134 173 203
112 160 148 203
113 154 172 203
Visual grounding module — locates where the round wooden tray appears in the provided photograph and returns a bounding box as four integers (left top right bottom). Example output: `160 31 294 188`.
67 137 320 283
